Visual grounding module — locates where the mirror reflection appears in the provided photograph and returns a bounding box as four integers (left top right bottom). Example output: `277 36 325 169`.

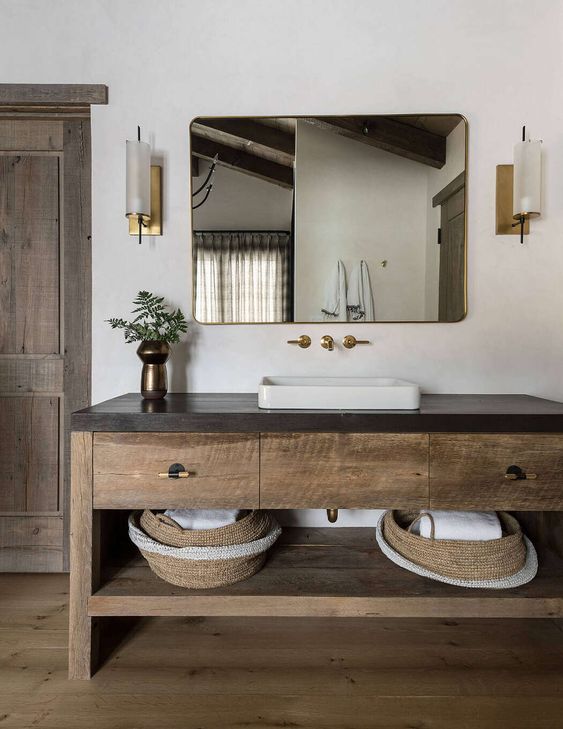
191 114 466 324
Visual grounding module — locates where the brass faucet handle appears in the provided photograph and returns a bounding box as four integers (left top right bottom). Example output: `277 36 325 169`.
343 335 370 349
320 335 335 351
287 335 311 349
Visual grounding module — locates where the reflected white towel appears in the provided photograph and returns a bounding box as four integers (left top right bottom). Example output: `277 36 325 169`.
321 260 347 321
163 509 241 531
411 510 502 541
347 260 375 322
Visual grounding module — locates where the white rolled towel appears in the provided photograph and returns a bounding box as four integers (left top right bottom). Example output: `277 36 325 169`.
411 510 502 541
163 509 241 531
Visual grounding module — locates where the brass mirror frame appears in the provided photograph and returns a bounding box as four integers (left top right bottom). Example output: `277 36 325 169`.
189 113 468 325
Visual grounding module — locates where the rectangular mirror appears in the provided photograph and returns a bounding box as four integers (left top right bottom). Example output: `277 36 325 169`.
191 114 467 324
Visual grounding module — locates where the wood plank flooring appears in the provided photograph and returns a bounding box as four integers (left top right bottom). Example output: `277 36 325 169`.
2 573 563 728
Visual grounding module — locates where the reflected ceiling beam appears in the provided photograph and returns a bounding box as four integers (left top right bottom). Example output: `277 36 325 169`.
259 117 296 135
193 118 295 167
302 116 446 169
191 136 293 189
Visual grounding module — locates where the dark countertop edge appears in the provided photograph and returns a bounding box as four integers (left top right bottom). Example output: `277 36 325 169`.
71 393 563 433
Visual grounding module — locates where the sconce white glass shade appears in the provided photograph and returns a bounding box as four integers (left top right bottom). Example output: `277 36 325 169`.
126 139 151 220
513 140 541 218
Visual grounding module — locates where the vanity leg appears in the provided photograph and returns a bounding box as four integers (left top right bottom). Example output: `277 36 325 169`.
69 432 99 679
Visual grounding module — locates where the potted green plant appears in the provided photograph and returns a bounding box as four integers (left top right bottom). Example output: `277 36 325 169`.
107 291 187 400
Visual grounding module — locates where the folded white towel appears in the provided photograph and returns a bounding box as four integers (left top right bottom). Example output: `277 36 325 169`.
321 260 347 321
347 260 375 322
163 509 241 531
411 510 502 541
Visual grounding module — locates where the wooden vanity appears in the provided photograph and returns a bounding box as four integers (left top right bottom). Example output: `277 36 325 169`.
69 393 563 678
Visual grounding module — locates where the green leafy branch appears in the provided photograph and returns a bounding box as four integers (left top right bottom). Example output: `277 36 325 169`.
107 291 188 344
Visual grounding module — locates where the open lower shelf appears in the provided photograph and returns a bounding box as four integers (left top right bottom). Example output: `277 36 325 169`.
89 527 563 619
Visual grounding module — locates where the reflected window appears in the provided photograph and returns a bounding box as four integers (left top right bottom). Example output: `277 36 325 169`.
194 232 291 323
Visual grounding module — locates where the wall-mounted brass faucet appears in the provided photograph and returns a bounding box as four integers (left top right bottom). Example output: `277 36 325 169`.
288 334 370 351
287 335 311 349
320 335 335 351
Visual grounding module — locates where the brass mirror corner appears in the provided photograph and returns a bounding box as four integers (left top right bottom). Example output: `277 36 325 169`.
190 114 467 325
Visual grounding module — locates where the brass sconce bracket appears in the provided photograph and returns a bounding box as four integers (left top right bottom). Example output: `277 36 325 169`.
495 165 529 236
129 165 162 236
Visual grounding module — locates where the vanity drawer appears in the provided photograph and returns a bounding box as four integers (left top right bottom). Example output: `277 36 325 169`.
430 434 563 510
93 432 259 508
260 433 429 508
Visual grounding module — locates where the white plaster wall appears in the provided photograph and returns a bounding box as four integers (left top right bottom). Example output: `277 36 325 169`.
294 120 429 321
2 0 563 527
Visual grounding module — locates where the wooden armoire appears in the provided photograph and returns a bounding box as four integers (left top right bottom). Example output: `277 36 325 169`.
0 84 107 570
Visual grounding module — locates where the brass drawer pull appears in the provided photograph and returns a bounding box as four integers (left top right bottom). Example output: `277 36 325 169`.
158 462 190 479
505 472 537 481
505 465 537 481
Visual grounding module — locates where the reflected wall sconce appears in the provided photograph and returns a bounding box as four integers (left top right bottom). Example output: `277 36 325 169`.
192 153 218 210
126 126 162 244
496 126 542 244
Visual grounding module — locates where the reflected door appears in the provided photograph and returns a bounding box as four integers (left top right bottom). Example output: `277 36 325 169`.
435 173 465 322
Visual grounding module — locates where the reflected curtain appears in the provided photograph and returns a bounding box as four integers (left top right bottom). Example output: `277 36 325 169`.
193 232 291 323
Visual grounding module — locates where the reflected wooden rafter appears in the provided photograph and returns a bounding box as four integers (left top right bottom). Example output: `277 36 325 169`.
301 116 447 169
192 118 295 166
191 135 294 189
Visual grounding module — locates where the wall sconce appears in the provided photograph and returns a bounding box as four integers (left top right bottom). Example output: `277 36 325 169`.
126 126 162 244
496 126 542 244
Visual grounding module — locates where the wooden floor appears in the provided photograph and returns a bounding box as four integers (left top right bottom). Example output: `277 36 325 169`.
2 574 563 728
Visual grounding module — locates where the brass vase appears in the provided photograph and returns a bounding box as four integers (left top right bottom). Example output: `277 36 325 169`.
136 340 170 400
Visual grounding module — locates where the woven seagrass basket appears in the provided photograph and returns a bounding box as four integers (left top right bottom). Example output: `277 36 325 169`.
129 509 281 589
382 510 526 581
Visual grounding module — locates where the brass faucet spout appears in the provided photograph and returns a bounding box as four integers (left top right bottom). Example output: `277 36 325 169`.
321 335 335 351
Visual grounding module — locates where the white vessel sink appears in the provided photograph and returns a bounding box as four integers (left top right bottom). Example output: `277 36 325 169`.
258 376 420 410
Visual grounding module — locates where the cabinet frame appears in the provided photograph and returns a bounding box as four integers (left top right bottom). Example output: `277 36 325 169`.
69 429 563 679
